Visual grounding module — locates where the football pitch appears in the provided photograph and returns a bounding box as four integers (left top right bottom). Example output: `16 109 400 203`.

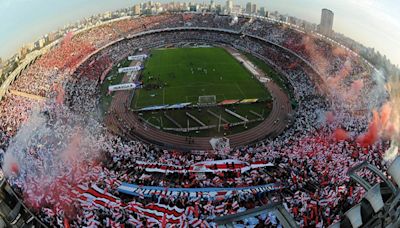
131 47 270 108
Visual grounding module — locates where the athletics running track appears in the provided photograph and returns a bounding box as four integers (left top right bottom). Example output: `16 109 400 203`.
105 51 292 150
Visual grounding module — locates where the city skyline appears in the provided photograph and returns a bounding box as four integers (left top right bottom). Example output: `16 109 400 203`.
0 0 399 66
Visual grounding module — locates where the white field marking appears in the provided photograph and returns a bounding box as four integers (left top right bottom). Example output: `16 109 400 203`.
235 83 246 98
163 88 166 105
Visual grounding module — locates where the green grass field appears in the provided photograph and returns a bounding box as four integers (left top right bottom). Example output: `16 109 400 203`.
243 52 297 107
131 47 271 108
98 47 293 137
140 102 272 137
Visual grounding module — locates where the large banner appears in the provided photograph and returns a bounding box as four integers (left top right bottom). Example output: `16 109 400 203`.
118 66 142 73
74 185 210 227
240 98 258 104
139 105 169 111
218 99 239 105
135 159 274 174
165 102 192 109
118 182 285 199
108 83 139 92
139 102 192 111
128 54 148 61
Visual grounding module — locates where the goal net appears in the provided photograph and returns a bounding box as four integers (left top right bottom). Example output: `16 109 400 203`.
198 95 216 106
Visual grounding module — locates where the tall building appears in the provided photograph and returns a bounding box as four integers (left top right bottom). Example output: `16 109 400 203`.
245 2 252 14
226 0 233 13
18 45 30 59
232 5 241 14
319 8 334 37
215 4 222 14
210 0 215 10
259 7 265 16
133 4 141 15
251 4 257 14
48 32 58 42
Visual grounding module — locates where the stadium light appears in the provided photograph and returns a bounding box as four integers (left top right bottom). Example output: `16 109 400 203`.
0 179 47 227
214 202 298 228
327 222 340 228
338 156 400 227
364 184 384 213
345 204 363 228
388 156 400 188
347 161 397 193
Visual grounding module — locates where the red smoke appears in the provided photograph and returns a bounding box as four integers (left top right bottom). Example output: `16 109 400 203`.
337 64 350 81
350 79 364 97
54 83 65 105
325 111 335 124
332 46 347 57
301 36 330 76
355 102 397 147
326 59 353 99
333 128 349 141
380 103 392 130
288 61 298 69
62 129 82 162
62 32 73 46
357 111 380 147
22 128 102 218
10 162 19 174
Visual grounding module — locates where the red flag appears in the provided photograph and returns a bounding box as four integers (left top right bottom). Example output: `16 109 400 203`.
194 203 199 218
162 213 167 228
64 218 70 228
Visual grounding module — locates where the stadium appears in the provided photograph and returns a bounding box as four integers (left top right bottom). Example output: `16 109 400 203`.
0 10 399 228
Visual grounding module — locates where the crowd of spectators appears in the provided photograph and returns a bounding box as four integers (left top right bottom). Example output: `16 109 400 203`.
0 13 392 227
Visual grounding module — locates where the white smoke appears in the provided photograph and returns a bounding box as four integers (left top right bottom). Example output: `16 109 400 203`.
383 72 400 163
3 107 47 177
3 104 107 212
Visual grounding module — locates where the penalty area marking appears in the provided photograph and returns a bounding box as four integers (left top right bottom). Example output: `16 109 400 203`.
185 94 226 103
163 88 166 105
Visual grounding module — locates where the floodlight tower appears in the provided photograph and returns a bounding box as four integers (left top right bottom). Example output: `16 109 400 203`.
215 202 298 228
0 178 47 227
329 156 400 227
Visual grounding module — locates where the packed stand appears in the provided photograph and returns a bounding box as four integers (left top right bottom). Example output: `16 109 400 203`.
0 13 392 227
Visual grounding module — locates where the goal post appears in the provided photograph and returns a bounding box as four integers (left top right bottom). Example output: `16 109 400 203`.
198 95 216 106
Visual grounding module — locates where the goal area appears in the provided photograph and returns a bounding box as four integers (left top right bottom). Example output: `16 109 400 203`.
198 95 216 106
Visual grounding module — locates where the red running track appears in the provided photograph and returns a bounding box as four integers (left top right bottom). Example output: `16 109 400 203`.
105 76 292 150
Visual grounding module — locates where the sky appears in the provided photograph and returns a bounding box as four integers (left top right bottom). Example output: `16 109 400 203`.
0 0 399 66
